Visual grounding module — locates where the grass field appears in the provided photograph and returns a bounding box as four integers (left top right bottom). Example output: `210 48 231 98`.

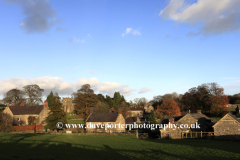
0 133 240 160
66 113 83 120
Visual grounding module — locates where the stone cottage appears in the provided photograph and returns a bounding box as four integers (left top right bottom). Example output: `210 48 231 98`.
3 101 50 126
160 110 214 139
213 112 240 139
85 108 125 133
127 107 144 118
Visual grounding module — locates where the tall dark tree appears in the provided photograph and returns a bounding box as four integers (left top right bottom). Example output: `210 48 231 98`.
235 105 239 115
3 88 25 105
113 92 122 109
105 95 114 109
23 84 44 105
45 92 67 130
149 110 157 124
97 94 106 102
72 84 99 119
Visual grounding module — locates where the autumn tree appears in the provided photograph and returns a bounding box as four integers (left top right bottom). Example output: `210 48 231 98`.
45 92 67 130
209 95 228 116
157 99 181 116
181 82 229 116
23 84 44 105
72 84 99 119
3 88 25 105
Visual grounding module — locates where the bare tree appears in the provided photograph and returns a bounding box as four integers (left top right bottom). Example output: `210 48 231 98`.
23 84 44 105
3 88 25 105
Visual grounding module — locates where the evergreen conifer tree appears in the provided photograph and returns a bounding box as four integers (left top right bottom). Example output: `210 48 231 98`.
45 92 67 130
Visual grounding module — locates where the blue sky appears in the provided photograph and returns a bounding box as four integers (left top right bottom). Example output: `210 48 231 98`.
0 0 240 102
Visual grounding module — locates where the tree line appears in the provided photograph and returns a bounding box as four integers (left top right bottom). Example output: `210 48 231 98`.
2 84 44 106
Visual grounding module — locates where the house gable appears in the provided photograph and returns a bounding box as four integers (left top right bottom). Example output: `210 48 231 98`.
213 113 240 136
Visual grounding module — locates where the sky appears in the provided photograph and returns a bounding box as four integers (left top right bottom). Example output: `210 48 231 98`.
0 0 240 102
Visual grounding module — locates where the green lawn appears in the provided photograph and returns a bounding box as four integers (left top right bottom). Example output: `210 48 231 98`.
66 113 84 120
210 117 222 122
67 120 85 124
0 133 240 160
228 106 237 112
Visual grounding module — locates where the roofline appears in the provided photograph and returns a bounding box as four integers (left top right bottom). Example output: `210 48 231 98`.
212 113 240 127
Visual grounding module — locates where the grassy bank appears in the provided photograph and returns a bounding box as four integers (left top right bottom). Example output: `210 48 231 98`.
0 133 240 160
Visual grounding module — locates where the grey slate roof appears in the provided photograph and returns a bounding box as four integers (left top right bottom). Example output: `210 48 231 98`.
9 105 44 115
227 112 240 123
125 117 138 124
86 113 119 122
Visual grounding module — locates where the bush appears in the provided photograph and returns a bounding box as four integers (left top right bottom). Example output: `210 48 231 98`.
0 113 13 132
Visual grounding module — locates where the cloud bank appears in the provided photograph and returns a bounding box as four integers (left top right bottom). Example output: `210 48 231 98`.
0 77 134 97
160 0 240 35
5 0 58 33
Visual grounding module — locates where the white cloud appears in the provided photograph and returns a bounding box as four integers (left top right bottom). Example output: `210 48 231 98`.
160 0 240 35
122 27 141 37
139 87 151 94
66 67 70 70
0 77 136 97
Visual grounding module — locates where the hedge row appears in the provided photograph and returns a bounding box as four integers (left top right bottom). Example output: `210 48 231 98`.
12 125 43 132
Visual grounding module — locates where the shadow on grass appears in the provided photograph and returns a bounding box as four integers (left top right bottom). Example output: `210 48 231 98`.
0 133 239 160
142 138 240 155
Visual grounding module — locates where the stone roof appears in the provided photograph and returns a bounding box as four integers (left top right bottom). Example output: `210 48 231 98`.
161 113 213 126
125 117 138 124
225 112 240 123
9 105 44 115
86 113 119 122
128 107 144 111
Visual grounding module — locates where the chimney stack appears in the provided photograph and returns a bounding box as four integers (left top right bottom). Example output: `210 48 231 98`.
7 102 9 107
44 101 48 107
20 102 24 106
197 110 201 114
169 118 174 124
118 107 122 115
90 107 94 114
109 108 113 113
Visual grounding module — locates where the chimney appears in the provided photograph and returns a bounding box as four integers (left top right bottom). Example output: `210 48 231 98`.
169 118 174 124
118 107 122 115
90 107 94 114
197 110 201 114
44 101 48 107
7 102 9 107
20 102 24 106
109 108 113 113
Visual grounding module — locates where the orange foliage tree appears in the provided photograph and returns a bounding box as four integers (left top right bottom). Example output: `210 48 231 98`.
156 99 181 116
210 95 229 116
